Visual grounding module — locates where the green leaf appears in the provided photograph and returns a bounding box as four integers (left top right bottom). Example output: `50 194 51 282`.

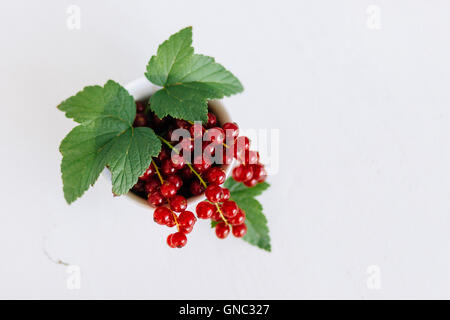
58 81 161 204
145 27 243 122
217 178 271 252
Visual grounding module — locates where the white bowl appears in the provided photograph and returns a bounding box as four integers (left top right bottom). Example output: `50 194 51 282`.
103 77 234 211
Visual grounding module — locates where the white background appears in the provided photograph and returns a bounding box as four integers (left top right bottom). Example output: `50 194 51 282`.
1 0 449 299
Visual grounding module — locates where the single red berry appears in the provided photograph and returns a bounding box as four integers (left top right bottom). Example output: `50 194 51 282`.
206 112 217 128
153 207 172 225
166 174 183 190
222 122 239 141
204 127 225 145
221 200 238 218
228 209 246 226
189 123 205 139
193 155 212 173
166 213 176 228
205 167 226 185
140 162 156 181
252 164 267 182
232 224 247 238
222 188 231 201
215 222 230 239
179 225 194 234
134 113 147 127
234 136 250 158
178 211 196 228
205 185 224 203
158 148 171 162
136 101 145 113
211 209 222 222
171 232 188 248
170 154 185 170
243 179 258 187
148 191 165 207
232 165 253 182
177 138 194 154
180 166 194 180
161 159 176 176
196 201 215 219
189 180 206 196
241 150 260 165
145 176 161 194
167 234 176 248
202 142 216 157
170 195 187 212
160 181 177 199
222 148 234 165
175 119 190 130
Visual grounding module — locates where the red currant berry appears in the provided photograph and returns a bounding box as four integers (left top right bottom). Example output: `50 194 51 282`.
222 148 234 165
179 225 194 234
232 165 253 182
134 113 147 127
222 122 239 140
160 181 177 199
171 232 188 248
252 164 267 182
189 180 206 196
145 176 161 194
178 211 196 228
232 224 247 238
189 123 205 139
215 222 230 239
204 127 225 145
136 101 145 113
240 150 259 165
211 209 222 222
177 138 194 153
202 142 216 157
234 136 250 157
167 234 176 248
148 191 165 207
193 155 212 173
153 207 172 225
205 185 224 203
175 119 190 130
161 159 176 176
166 213 176 228
140 163 156 181
180 166 194 180
166 174 183 190
158 148 171 162
196 201 215 219
170 154 185 170
205 167 226 185
170 195 187 212
221 200 238 219
243 178 258 187
228 209 246 226
207 112 217 128
222 188 231 201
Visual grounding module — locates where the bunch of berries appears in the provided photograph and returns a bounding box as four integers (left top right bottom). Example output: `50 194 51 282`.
131 100 268 248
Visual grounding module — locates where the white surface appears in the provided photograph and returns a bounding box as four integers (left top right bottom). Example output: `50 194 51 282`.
1 0 450 299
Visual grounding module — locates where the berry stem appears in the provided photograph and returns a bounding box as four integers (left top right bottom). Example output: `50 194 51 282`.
214 203 230 227
158 135 208 188
151 159 164 185
171 209 180 232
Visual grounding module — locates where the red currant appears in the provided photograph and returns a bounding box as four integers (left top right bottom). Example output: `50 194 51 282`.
178 211 196 228
228 209 246 226
211 209 222 222
175 119 190 130
180 166 194 180
169 232 187 248
140 162 155 181
166 213 176 228
153 207 172 225
145 176 160 194
243 179 258 187
179 225 193 234
161 159 176 176
193 155 212 173
167 234 176 248
234 136 250 157
207 112 217 128
170 154 186 170
166 174 183 190
215 222 230 239
222 122 239 141
204 127 225 145
221 200 238 218
189 123 205 139
205 167 226 185
232 224 247 238
170 195 187 212
196 201 215 219
222 188 231 201
160 181 177 198
189 180 206 196
232 165 253 182
148 191 165 207
205 185 224 203
252 164 267 182
158 148 171 162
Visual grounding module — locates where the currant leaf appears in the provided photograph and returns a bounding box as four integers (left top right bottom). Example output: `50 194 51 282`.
145 27 243 122
58 80 161 204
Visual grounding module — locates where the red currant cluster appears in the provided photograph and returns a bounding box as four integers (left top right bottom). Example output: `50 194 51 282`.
131 100 268 248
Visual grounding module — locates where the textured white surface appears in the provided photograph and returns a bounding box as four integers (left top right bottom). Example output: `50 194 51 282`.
1 0 450 299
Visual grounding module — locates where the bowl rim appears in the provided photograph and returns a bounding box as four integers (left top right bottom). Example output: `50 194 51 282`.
102 76 234 211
